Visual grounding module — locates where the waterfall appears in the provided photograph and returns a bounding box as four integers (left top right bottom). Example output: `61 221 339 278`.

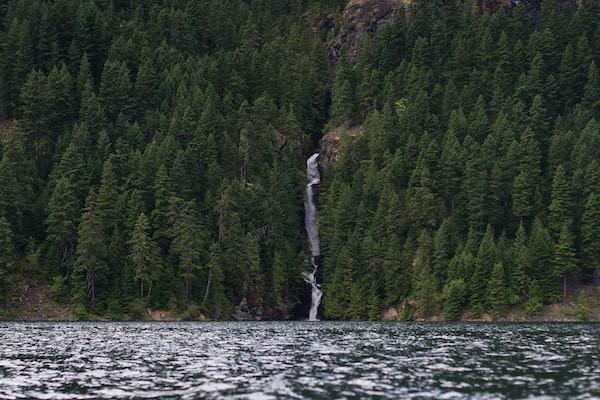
304 153 323 321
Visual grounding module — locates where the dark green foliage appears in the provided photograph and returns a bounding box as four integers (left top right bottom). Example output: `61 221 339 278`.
128 213 162 304
528 219 555 303
73 189 106 310
576 291 591 321
50 275 69 303
524 280 543 317
442 279 465 321
0 0 597 320
319 0 597 320
552 224 577 303
582 193 600 279
0 217 15 307
487 262 508 319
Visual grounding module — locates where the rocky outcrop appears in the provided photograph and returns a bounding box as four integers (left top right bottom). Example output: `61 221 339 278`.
319 123 363 171
329 0 407 64
6 280 73 321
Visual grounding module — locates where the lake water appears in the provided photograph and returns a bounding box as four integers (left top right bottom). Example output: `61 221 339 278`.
0 322 598 399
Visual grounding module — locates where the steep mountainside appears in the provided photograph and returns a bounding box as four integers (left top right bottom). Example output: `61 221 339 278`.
0 0 599 321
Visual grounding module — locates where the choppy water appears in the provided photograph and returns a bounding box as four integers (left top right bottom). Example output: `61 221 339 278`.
0 322 598 399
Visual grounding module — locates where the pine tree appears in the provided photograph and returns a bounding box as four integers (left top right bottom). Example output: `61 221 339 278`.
442 279 465 321
529 218 554 303
73 189 107 311
547 165 572 240
509 223 528 305
524 280 543 317
383 236 408 306
367 277 382 320
512 128 541 221
96 159 120 234
128 213 162 304
205 242 231 318
0 128 36 244
169 198 203 304
583 61 600 117
45 177 80 280
0 217 15 308
413 230 437 317
99 60 132 121
581 193 600 281
151 165 173 253
348 281 367 320
433 219 451 287
552 223 577 304
271 248 287 312
487 261 508 319
471 225 496 316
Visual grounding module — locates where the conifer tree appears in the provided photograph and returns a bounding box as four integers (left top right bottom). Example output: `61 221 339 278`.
205 242 231 318
583 61 600 117
413 230 436 317
487 262 508 319
581 193 600 281
151 165 173 253
552 223 577 304
99 60 132 121
471 225 496 316
128 213 162 304
547 165 572 240
529 218 554 303
73 189 107 310
367 277 382 320
0 217 15 308
509 224 528 305
442 279 465 321
45 177 80 279
433 219 451 287
169 198 203 304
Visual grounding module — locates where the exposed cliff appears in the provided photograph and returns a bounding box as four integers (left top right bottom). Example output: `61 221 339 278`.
329 0 407 64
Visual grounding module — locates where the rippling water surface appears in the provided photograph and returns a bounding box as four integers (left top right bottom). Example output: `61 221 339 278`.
0 322 598 399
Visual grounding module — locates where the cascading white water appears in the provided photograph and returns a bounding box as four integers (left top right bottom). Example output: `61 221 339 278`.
304 153 323 321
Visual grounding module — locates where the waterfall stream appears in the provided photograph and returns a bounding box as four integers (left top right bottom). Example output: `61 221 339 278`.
304 153 322 321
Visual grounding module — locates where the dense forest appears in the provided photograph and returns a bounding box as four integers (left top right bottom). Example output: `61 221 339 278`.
321 0 600 320
0 0 598 320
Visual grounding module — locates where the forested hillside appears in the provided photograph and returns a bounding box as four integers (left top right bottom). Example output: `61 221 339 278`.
0 0 598 320
0 0 345 319
320 0 600 320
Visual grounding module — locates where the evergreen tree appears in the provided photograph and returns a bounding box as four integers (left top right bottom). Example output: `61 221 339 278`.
45 177 80 280
547 165 572 240
413 230 437 317
205 242 231 318
433 219 451 288
0 217 15 308
73 189 107 311
471 225 496 316
128 213 162 304
169 198 203 304
529 218 554 303
509 224 528 305
487 261 508 319
552 223 578 304
581 193 600 281
442 279 465 321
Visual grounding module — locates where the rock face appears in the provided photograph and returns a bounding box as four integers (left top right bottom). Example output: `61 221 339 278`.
329 0 406 64
319 123 364 171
